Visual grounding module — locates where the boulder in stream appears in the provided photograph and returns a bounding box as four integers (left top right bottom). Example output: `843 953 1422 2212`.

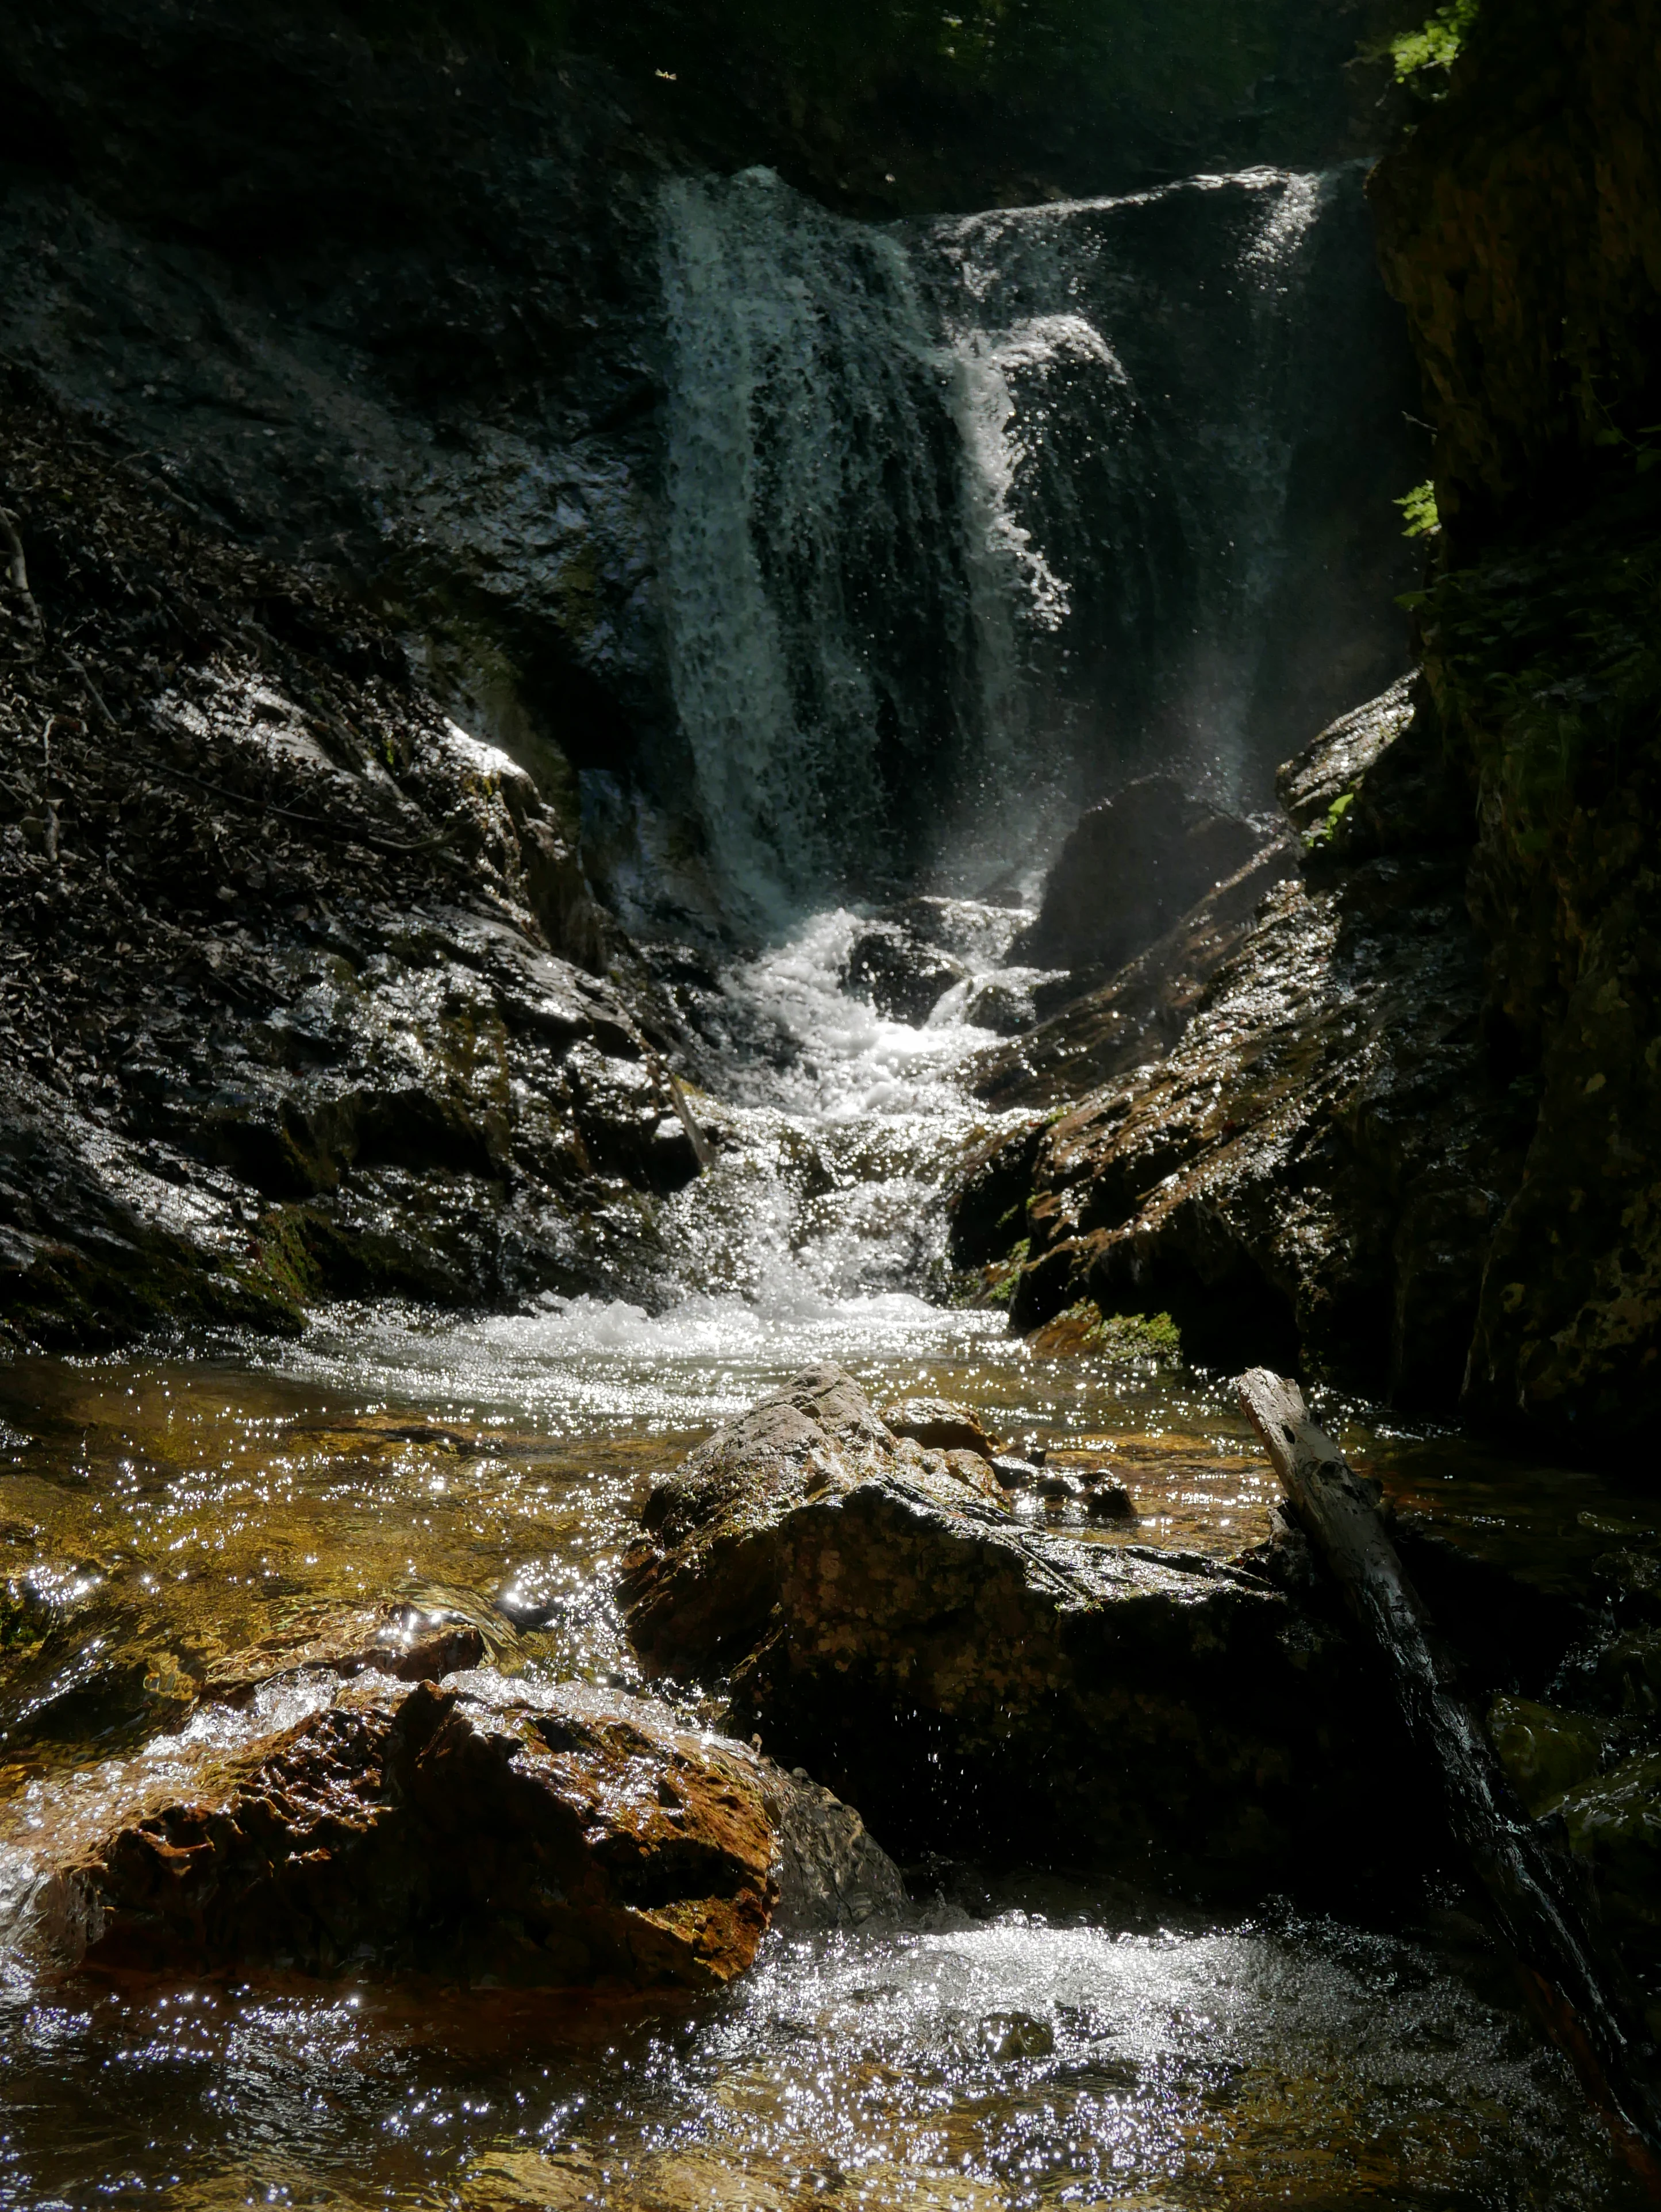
842 922 968 1025
879 1398 999 1459
5 1669 902 1984
620 1365 1402 1896
1012 775 1266 978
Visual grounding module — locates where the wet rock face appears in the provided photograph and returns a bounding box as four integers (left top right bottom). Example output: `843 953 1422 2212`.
1012 776 1266 980
1369 6 1661 1445
0 379 691 1348
620 1365 1411 1896
10 1668 901 1983
1370 0 1661 545
968 682 1535 1409
966 838 1298 1117
1481 1529 1661 2013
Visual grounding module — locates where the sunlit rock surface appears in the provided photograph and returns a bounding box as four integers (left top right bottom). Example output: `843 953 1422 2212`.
0 380 692 1348
201 1601 488 1703
971 680 1531 1406
4 1667 901 1983
621 1364 1409 1894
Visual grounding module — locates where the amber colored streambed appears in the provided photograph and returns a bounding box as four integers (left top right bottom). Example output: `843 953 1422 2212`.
0 1306 1648 2210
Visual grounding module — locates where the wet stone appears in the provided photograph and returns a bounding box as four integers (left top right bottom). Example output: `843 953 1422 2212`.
1086 1478 1137 1521
4 1668 902 1985
620 1364 1399 1894
978 2009 1056 2061
879 1397 998 1460
1012 774 1264 976
202 1601 489 1703
963 975 1042 1035
841 924 967 1025
989 1453 1041 1490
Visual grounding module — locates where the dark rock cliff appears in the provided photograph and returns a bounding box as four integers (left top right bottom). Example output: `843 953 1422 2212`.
1373 0 1661 1444
0 375 695 1344
972 0 1661 1450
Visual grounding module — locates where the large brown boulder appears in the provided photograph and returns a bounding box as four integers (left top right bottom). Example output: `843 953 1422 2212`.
620 1366 1408 1898
7 1668 901 1985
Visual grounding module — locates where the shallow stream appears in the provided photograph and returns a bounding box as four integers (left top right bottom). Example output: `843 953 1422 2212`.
0 918 1652 2209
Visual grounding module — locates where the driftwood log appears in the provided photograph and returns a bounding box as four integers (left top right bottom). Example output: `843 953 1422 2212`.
1237 1366 1661 2196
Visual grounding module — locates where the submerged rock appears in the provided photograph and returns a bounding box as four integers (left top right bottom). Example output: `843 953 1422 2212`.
620 1365 1405 1896
6 1668 901 1983
202 1602 489 1703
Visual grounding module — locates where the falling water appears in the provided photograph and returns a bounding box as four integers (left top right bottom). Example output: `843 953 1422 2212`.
655 163 1335 926
659 169 975 930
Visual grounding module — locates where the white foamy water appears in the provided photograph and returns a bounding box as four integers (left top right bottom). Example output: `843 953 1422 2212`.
641 161 1342 932
708 906 1009 1117
279 901 1040 1430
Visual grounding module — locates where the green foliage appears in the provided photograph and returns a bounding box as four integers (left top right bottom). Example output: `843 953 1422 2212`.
990 1238 1031 1294
1395 478 1440 538
1385 0 1478 82
970 1236 1029 1309
1305 788 1355 848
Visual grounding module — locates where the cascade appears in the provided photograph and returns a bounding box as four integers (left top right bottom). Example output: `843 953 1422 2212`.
655 162 1349 929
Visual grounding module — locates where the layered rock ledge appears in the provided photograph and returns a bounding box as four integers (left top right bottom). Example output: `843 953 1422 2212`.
955 678 1538 1408
621 1365 1410 1897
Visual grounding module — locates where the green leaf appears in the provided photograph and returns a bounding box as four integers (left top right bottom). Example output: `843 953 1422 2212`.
1395 479 1441 538
1386 0 1479 82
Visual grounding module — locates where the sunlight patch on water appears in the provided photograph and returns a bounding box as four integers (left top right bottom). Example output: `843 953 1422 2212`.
0 1899 1625 2209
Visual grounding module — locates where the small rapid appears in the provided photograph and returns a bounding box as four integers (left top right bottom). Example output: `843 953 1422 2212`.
277 900 1031 1426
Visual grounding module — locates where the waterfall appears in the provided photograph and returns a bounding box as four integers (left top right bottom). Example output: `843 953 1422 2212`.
654 163 1348 928
659 169 974 931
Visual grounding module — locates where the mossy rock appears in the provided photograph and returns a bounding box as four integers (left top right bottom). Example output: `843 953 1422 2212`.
1487 1694 1609 1818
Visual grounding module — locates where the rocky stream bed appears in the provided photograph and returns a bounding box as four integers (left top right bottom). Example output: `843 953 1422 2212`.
4 0 1661 2202
2 1318 1659 2208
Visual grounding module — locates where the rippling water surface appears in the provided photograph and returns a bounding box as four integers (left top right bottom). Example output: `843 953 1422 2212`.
0 916 1644 2208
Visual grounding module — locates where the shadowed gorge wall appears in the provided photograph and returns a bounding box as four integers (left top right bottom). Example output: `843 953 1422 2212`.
946 1 1661 1452
330 0 1430 212
1371 0 1661 1441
